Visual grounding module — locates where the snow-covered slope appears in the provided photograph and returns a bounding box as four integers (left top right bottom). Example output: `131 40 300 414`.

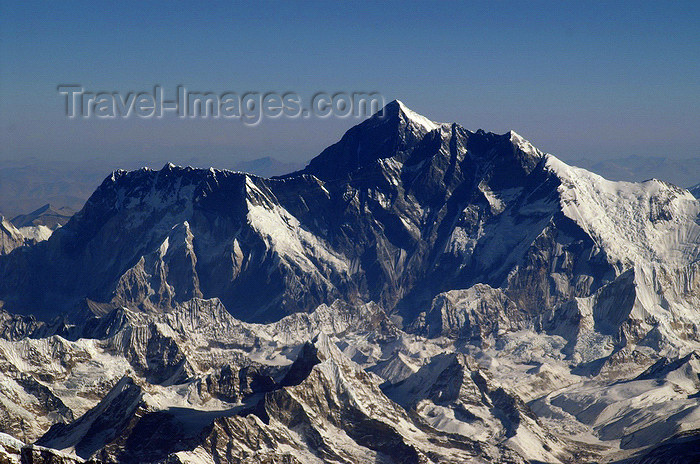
0 101 698 463
0 217 28 255
0 214 54 256
547 158 700 266
0 431 83 463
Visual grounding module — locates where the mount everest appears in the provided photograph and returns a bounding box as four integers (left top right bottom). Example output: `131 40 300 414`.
0 101 698 463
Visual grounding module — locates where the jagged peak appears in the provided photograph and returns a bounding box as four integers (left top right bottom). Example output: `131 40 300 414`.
509 130 542 157
300 100 449 180
355 99 444 136
0 216 21 236
28 204 53 215
391 100 441 132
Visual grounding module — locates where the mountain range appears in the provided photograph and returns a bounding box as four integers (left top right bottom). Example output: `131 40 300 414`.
0 157 305 219
2 150 697 224
0 101 698 463
10 204 76 229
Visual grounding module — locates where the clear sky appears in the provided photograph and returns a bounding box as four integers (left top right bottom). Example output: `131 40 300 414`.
1 0 699 167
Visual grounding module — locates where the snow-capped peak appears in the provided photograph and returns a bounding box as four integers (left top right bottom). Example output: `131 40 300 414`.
1 99 700 464
509 130 541 157
394 100 441 132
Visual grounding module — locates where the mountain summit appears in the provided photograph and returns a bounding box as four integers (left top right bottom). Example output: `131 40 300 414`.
0 101 698 349
0 102 699 463
302 100 542 183
301 99 445 180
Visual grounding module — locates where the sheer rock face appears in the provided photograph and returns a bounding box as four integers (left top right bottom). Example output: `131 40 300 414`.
0 101 697 380
0 215 55 257
179 334 531 464
0 294 692 463
0 218 28 256
20 328 535 463
37 376 144 459
383 352 566 462
4 100 697 352
0 432 84 464
0 102 698 463
0 100 582 328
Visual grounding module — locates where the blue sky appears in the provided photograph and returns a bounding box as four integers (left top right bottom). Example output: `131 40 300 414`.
1 0 698 166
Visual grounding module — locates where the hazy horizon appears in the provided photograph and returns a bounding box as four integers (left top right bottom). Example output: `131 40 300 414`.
2 1 699 167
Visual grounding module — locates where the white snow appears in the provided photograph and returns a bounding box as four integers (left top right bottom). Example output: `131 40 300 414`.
510 130 542 157
246 195 349 277
17 225 53 242
396 100 441 132
547 155 700 266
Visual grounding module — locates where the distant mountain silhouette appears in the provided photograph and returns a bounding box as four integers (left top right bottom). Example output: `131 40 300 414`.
574 155 700 188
